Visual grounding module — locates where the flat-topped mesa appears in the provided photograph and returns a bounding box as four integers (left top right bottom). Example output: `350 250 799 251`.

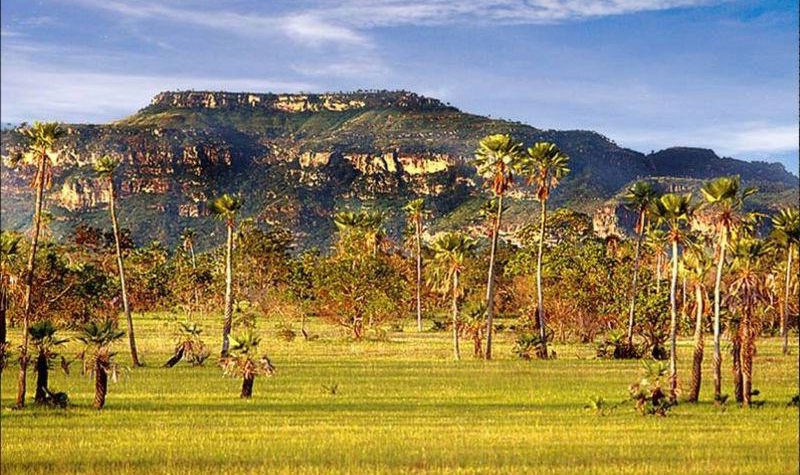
149 90 454 113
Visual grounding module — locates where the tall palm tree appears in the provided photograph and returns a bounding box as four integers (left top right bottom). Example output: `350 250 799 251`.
94 155 141 367
404 198 427 331
12 121 65 409
181 228 199 311
28 320 68 404
683 243 711 402
473 134 522 360
622 181 659 344
650 193 693 402
429 232 478 360
517 141 570 358
333 210 384 256
209 194 244 356
727 238 770 407
77 320 125 410
700 176 755 400
771 207 800 355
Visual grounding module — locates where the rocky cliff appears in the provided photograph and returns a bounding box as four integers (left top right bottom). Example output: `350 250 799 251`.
1 90 796 249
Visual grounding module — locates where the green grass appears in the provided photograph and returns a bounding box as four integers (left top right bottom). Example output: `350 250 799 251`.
2 313 798 474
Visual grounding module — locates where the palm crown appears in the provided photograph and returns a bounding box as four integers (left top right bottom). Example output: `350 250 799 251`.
771 207 800 247
518 142 570 201
208 194 244 224
93 155 121 178
29 320 68 351
473 134 523 195
649 193 694 239
428 232 477 294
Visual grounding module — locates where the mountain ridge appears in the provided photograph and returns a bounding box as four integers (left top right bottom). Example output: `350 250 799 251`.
1 90 796 249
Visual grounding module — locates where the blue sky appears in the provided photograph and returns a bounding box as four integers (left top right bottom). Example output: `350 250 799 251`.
1 1 797 172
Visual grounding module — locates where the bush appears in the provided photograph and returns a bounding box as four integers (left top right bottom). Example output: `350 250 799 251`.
596 330 641 359
629 360 675 416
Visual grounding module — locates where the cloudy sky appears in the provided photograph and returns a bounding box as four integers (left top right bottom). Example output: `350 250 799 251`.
1 0 797 172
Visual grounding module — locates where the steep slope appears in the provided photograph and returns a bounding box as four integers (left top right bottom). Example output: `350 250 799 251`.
1 90 796 249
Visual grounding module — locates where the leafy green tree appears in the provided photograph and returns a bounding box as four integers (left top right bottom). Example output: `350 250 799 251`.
623 181 659 344
94 155 141 367
771 207 800 355
473 134 522 359
429 232 478 360
220 332 275 398
650 193 693 401
700 176 755 400
208 194 244 356
517 142 570 358
404 198 427 332
727 238 771 407
77 320 125 410
0 232 21 370
10 121 65 408
28 320 68 404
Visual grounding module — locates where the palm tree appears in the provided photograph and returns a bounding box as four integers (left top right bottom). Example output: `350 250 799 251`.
181 228 199 311
473 134 522 360
700 176 755 400
77 320 125 409
683 244 711 402
12 121 65 408
650 193 693 402
333 210 385 256
646 229 668 294
0 233 21 352
208 194 244 356
517 142 570 358
404 198 427 331
622 181 659 344
94 155 141 367
28 320 68 404
771 207 800 355
727 238 770 407
429 232 478 360
220 332 275 398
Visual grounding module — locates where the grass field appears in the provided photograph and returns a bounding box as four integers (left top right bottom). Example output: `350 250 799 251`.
1 313 798 474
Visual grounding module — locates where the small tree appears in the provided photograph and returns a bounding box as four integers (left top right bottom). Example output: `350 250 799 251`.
28 320 68 405
429 232 478 360
164 322 210 367
77 320 125 410
220 332 275 398
771 207 800 355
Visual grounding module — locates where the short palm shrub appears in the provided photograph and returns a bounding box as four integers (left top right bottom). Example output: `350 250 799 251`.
220 332 275 398
629 360 675 416
513 332 554 360
29 320 69 406
165 322 210 367
596 330 641 359
460 303 487 358
77 320 125 409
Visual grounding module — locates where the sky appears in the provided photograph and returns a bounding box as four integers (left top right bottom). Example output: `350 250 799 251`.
1 0 797 173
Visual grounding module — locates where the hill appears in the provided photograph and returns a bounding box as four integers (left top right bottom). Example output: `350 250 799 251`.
1 90 796 249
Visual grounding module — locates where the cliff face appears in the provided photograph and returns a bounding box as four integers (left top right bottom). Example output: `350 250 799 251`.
1 90 796 249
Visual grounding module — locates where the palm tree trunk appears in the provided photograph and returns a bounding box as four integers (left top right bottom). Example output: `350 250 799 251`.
16 151 46 408
688 283 704 402
221 223 234 356
109 184 140 367
189 241 199 311
669 239 679 402
415 220 423 332
712 227 728 400
740 308 753 407
782 246 793 356
656 253 662 294
94 362 107 409
241 374 254 398
626 211 646 344
536 198 548 357
484 194 503 360
732 335 743 403
34 351 48 404
452 271 461 361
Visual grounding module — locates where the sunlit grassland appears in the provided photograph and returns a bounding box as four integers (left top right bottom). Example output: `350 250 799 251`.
2 312 798 474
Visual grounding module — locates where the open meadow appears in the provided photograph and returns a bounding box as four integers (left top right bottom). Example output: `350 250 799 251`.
2 313 798 474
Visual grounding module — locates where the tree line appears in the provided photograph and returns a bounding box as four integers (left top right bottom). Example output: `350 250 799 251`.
1 123 797 407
